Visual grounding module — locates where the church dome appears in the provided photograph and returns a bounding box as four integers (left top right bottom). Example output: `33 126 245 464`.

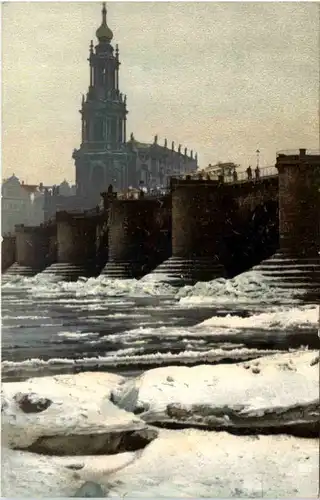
96 23 113 42
96 3 113 42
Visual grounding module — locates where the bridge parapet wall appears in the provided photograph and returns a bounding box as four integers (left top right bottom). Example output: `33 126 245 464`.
228 177 279 214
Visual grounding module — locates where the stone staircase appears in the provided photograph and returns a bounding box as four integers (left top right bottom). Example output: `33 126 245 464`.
2 263 43 278
40 262 98 281
142 256 226 287
252 251 320 301
100 260 150 280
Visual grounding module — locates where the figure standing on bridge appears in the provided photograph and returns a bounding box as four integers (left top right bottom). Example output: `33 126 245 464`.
218 173 224 183
255 166 260 180
232 168 238 182
246 165 252 180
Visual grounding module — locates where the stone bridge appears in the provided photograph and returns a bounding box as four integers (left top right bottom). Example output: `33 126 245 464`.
145 150 319 298
3 149 320 301
142 174 279 283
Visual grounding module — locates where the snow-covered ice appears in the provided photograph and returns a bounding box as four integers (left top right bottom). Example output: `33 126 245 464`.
1 372 154 454
1 269 308 305
105 429 319 498
112 350 319 431
2 350 319 497
176 270 306 305
2 271 319 497
2 430 318 498
1 346 286 381
1 273 177 300
198 305 318 330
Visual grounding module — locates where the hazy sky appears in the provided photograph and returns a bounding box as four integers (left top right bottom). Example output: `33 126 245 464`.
2 1 319 185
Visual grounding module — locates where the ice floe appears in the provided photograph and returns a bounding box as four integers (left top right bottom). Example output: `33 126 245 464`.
2 372 157 455
198 305 318 329
2 347 286 381
2 350 319 498
177 270 306 305
111 350 319 434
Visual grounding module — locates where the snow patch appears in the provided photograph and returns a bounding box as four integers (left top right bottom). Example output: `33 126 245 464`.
199 305 318 329
107 430 318 497
2 371 146 451
177 270 305 305
112 350 319 428
2 431 318 498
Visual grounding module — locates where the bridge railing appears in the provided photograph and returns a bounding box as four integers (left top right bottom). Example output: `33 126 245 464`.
225 165 278 184
118 187 171 200
169 165 278 185
276 149 320 157
144 188 171 197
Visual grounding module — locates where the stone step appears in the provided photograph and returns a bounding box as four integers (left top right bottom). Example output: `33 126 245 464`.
252 277 320 287
256 264 320 270
144 256 226 286
251 252 320 302
258 256 320 264
270 282 320 289
41 263 96 281
100 261 148 280
3 263 42 277
260 270 320 277
262 253 320 266
254 271 320 279
259 262 320 269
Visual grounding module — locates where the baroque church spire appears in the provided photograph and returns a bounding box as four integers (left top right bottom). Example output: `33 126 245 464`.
73 1 129 200
96 2 113 43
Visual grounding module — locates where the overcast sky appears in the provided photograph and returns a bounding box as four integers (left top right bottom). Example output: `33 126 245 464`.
2 1 319 185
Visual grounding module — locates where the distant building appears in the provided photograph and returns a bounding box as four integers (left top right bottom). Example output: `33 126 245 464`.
42 181 78 221
1 175 78 228
126 135 197 190
1 175 45 234
203 162 239 178
58 180 76 197
72 3 198 205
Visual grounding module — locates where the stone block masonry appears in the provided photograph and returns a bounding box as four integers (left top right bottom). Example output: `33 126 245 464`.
145 179 228 286
1 235 16 273
101 197 171 279
42 211 104 280
4 224 56 277
252 149 320 302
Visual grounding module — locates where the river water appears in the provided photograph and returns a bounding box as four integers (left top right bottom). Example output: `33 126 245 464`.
1 270 318 382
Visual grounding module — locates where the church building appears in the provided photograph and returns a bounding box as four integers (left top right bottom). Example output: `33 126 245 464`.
73 3 198 204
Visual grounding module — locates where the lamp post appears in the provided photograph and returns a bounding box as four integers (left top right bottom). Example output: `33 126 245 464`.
256 149 260 168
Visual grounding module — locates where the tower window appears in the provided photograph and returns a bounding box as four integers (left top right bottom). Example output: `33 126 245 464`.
94 117 104 141
111 119 117 144
102 68 107 86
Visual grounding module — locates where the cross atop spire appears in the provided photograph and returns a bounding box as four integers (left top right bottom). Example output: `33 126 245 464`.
96 2 113 43
102 2 107 24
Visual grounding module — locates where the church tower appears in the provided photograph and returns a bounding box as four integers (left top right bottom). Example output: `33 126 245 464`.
73 3 130 203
